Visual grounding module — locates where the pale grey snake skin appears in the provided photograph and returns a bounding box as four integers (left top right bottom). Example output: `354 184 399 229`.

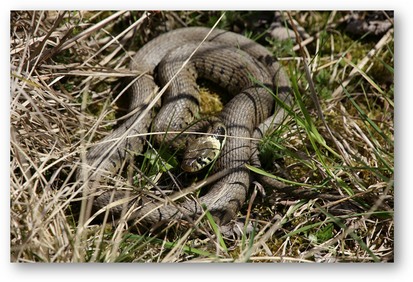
76 27 292 230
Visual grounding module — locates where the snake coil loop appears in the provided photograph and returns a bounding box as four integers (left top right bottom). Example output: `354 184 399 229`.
77 27 292 229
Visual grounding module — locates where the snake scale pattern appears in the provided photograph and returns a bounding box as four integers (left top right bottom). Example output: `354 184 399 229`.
76 27 292 230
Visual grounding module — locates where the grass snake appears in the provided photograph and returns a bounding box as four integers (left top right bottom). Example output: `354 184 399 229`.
76 27 292 230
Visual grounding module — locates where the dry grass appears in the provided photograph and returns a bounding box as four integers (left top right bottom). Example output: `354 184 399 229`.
10 11 394 262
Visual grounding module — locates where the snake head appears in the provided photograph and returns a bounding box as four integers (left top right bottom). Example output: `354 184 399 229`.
181 136 224 172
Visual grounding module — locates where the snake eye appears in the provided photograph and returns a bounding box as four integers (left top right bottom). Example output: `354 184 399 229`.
196 157 207 167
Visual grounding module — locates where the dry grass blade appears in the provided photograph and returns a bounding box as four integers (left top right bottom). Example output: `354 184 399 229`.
331 28 394 99
54 10 128 55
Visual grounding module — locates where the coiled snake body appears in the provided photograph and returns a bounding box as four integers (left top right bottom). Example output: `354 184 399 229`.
77 27 292 229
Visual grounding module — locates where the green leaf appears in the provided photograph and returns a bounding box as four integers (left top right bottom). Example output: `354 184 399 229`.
143 149 177 172
314 223 334 243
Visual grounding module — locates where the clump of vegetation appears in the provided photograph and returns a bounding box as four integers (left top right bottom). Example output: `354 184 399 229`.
10 11 393 263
